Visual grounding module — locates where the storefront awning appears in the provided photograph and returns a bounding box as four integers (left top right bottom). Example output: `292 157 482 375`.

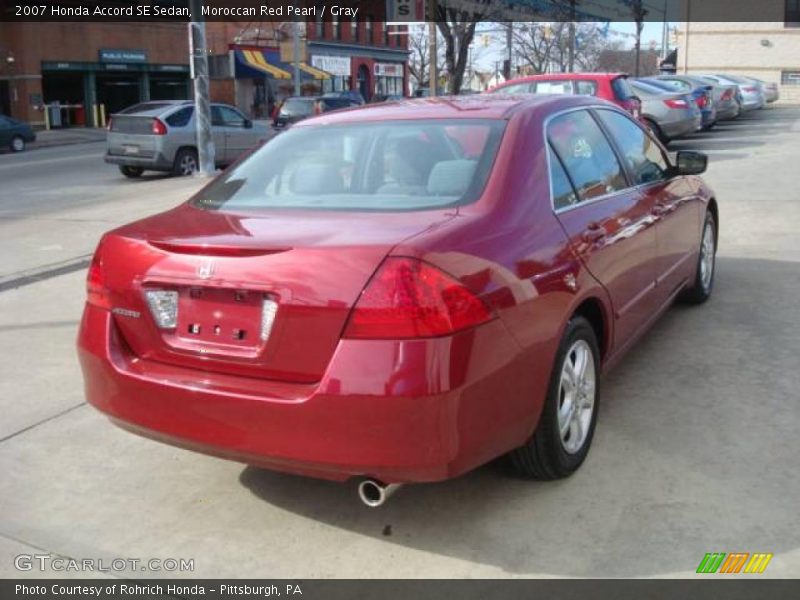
235 49 330 81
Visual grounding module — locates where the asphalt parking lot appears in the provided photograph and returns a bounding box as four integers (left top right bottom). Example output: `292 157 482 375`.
1 106 799 579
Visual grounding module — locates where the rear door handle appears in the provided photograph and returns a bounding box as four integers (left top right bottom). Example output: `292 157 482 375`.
652 203 670 216
582 224 607 243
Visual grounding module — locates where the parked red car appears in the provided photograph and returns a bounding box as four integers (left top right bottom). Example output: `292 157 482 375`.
488 72 642 118
78 95 717 506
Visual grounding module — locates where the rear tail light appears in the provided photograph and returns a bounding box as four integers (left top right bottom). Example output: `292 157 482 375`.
260 298 279 341
664 98 689 109
743 86 758 93
343 257 493 339
86 240 111 310
151 118 168 135
145 290 178 329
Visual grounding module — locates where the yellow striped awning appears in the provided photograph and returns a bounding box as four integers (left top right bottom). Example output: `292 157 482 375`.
298 62 331 81
242 50 292 80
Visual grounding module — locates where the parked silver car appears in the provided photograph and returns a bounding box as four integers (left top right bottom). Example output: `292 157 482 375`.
105 100 270 178
652 74 741 121
699 74 766 111
630 80 702 144
742 76 780 103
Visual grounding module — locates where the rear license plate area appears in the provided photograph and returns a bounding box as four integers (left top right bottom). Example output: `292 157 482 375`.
177 287 262 350
123 144 140 154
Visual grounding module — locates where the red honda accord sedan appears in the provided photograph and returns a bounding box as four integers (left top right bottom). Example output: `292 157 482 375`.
78 95 717 506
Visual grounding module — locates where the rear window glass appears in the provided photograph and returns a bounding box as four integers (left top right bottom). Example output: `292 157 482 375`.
192 119 506 212
534 80 574 95
491 82 533 94
611 77 635 100
165 107 193 127
119 102 177 115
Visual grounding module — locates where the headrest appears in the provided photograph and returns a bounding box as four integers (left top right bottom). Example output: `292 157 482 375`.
426 160 477 196
289 163 344 195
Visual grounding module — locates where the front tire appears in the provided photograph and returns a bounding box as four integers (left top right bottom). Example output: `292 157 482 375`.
680 211 716 304
119 165 144 178
172 148 198 177
10 135 25 153
510 316 600 480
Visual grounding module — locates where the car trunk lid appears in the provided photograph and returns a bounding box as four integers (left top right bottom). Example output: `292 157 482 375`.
107 116 160 158
101 204 456 383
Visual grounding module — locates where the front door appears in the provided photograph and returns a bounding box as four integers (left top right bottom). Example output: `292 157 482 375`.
548 108 659 350
215 105 252 162
593 108 703 306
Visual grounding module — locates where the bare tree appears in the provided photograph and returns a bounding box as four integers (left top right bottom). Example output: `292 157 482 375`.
407 25 446 90
434 4 490 95
512 22 613 75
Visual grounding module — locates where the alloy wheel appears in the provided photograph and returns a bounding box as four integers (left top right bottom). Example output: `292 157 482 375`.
557 340 596 455
699 220 715 292
179 154 197 176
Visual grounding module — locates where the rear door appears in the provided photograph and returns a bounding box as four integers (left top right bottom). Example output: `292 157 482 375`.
548 108 659 349
107 115 159 159
594 108 703 304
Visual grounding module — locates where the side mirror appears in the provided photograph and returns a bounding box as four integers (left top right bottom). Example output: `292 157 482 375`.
243 119 253 129
675 150 708 175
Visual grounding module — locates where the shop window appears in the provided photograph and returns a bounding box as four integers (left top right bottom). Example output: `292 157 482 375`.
351 18 359 42
787 0 800 26
333 16 341 40
365 16 373 44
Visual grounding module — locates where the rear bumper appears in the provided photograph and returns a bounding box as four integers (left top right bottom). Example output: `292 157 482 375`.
77 303 537 483
105 152 173 171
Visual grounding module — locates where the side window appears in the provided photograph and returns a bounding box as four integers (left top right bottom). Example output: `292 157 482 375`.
493 82 532 94
534 80 574 95
596 110 670 185
548 145 579 210
210 106 224 127
575 80 598 96
547 110 627 202
218 106 247 127
165 107 193 127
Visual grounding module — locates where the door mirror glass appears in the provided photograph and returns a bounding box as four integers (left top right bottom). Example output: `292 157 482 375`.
244 119 253 129
675 150 708 175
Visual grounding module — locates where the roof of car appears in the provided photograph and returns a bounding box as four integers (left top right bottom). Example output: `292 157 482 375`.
294 94 609 126
499 72 627 85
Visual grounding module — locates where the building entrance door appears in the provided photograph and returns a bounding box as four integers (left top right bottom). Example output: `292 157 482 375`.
0 81 9 116
357 64 371 102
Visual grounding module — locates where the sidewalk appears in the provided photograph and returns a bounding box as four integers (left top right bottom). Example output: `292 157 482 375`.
31 127 107 149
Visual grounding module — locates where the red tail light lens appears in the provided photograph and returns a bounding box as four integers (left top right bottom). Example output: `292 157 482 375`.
86 240 111 310
343 257 493 339
151 118 168 135
664 98 689 109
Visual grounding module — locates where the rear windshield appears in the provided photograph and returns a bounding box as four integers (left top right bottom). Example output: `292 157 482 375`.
280 98 315 116
119 102 178 115
611 77 636 100
192 119 506 212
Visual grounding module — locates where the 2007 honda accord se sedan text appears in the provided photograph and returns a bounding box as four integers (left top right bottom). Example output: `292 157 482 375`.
77 95 718 507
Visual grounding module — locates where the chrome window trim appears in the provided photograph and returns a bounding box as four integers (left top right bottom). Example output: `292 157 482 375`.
544 105 635 215
545 104 676 215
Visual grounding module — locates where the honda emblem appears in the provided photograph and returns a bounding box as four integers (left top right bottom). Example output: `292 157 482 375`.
197 259 215 280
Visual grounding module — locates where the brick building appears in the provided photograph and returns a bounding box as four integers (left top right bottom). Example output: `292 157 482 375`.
677 2 800 103
0 23 190 127
205 18 410 119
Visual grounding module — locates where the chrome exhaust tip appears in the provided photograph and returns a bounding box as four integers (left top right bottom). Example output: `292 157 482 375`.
357 479 403 507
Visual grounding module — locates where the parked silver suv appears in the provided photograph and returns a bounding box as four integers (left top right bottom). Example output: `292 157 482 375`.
105 100 270 178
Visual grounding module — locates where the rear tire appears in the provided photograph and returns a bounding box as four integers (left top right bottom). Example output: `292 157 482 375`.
10 135 25 152
119 165 144 178
680 211 716 304
172 148 198 177
643 118 669 145
510 316 600 480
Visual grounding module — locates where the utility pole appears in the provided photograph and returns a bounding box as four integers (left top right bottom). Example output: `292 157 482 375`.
428 1 438 96
189 0 214 176
292 13 301 96
506 22 513 79
567 0 576 72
